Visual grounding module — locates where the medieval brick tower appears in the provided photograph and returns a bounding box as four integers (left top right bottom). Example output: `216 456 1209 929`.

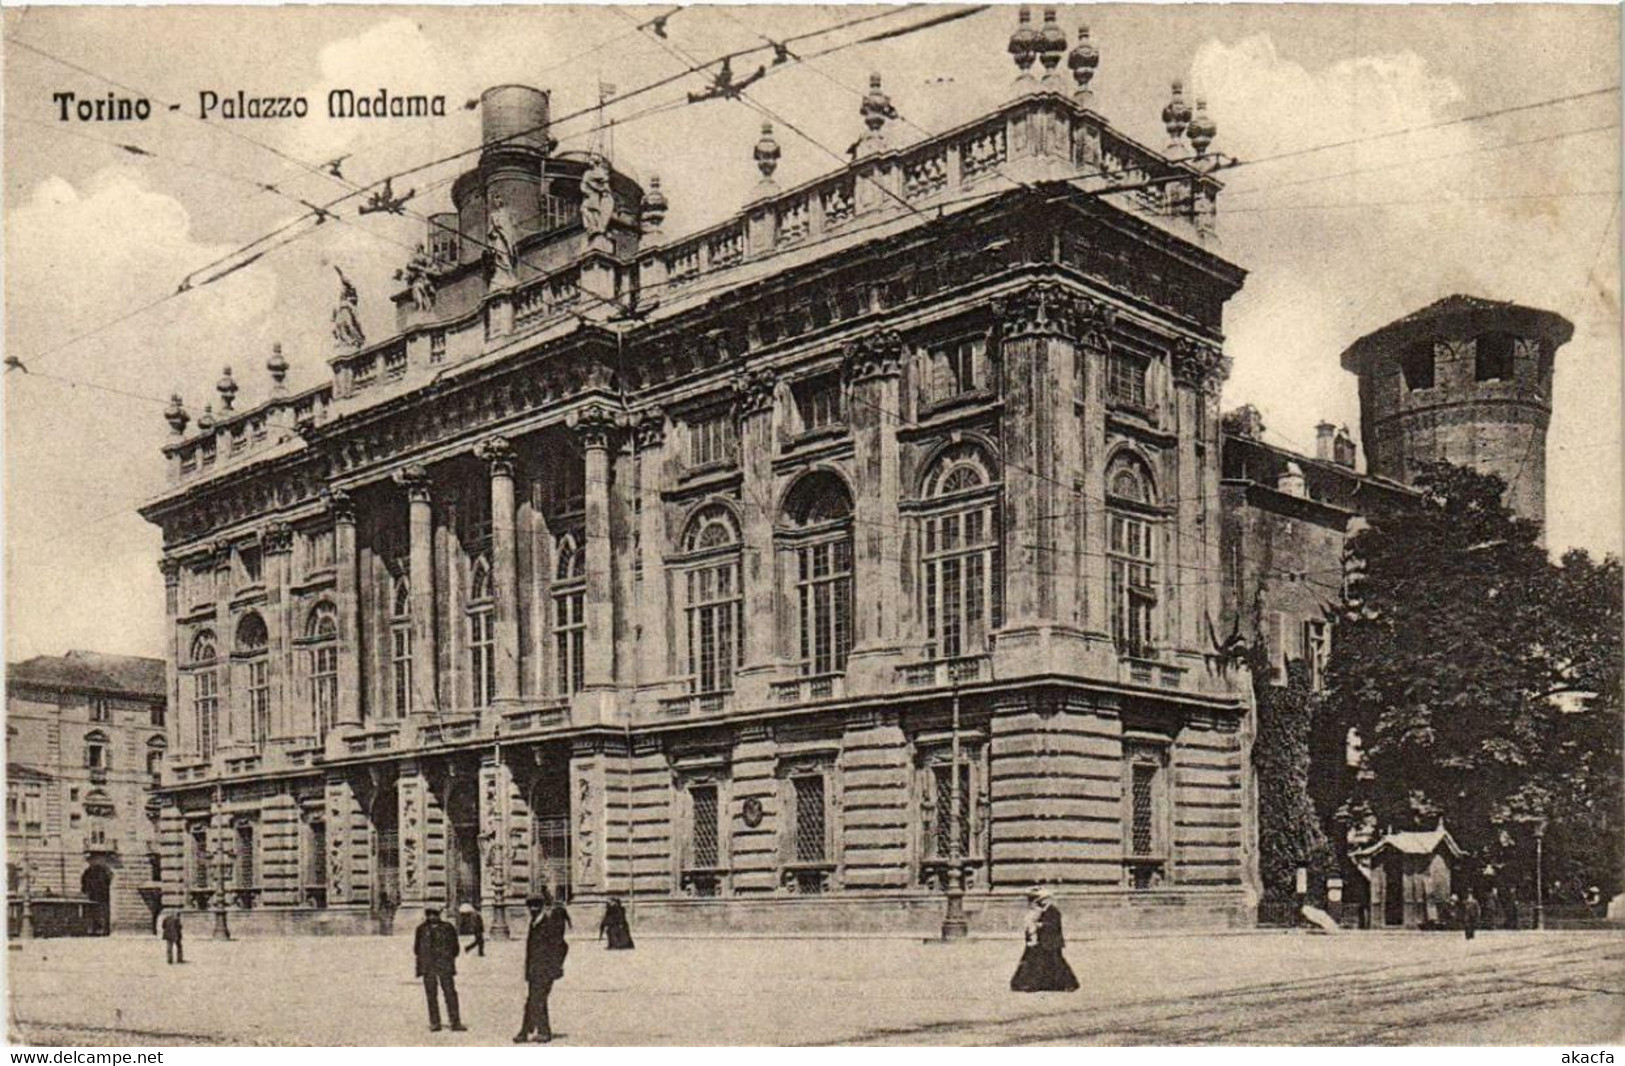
1340 295 1573 532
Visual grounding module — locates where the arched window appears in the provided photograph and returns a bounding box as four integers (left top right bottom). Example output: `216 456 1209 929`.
84 730 109 773
920 443 1002 659
390 576 412 718
553 534 585 697
1106 456 1159 658
305 602 338 739
236 613 271 747
189 630 220 759
468 556 495 708
782 473 854 676
679 504 743 694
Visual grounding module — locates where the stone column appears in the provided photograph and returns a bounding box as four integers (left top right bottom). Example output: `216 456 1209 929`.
571 405 619 693
735 368 778 692
395 466 438 716
477 438 521 704
1076 310 1114 642
326 488 363 732
159 560 184 760
1172 338 1229 665
632 412 670 695
843 332 904 692
261 523 294 740
210 540 234 748
395 761 446 924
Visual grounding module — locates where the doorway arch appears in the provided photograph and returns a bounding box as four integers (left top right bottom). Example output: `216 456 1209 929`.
81 864 112 936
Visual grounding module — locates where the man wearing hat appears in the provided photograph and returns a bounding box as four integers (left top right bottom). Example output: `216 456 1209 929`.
459 902 486 957
413 905 466 1032
514 890 570 1043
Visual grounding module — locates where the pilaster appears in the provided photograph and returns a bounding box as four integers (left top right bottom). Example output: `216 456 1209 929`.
570 405 620 705
628 734 673 895
327 488 362 734
729 724 779 894
261 523 295 739
735 368 778 704
843 332 905 692
632 412 670 698
260 790 300 907
838 711 910 889
477 437 522 705
395 465 438 717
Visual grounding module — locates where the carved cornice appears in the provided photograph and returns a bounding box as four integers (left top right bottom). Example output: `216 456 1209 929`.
995 282 1113 342
841 329 904 383
261 521 295 555
394 464 433 503
633 408 667 452
733 367 778 418
570 403 621 451
474 436 517 479
1171 336 1229 394
322 486 356 524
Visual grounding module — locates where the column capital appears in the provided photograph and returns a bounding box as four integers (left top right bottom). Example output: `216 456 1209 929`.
322 486 356 524
733 366 778 418
1171 336 1229 394
158 557 183 585
994 282 1114 342
475 436 517 478
842 329 904 383
569 403 621 451
210 539 235 567
261 521 295 555
394 464 433 503
633 408 667 452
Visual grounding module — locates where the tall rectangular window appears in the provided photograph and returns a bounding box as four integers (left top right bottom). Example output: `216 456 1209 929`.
689 413 738 468
792 775 827 864
391 624 413 718
1303 619 1331 693
90 699 111 723
1401 341 1436 391
304 529 336 572
931 337 983 401
931 762 971 859
194 670 219 758
554 591 585 697
235 822 257 902
923 505 999 659
797 540 853 675
470 609 495 708
1109 513 1156 657
1476 333 1515 382
687 562 740 694
793 374 845 432
1130 763 1156 856
247 659 270 746
1108 351 1149 409
190 824 210 892
304 816 328 908
310 647 337 738
690 784 720 869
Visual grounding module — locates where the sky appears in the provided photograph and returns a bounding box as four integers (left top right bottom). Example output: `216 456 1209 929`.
3 3 1620 661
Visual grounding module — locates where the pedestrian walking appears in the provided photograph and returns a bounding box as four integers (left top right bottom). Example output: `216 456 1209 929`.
1010 886 1079 993
514 892 570 1043
460 902 486 957
1462 890 1481 940
599 897 634 950
160 908 184 965
413 906 465 1033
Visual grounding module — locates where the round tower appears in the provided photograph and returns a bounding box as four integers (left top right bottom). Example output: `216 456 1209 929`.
1340 294 1573 531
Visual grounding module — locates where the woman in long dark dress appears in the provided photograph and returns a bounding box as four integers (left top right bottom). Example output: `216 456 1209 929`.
599 896 634 950
1011 887 1079 992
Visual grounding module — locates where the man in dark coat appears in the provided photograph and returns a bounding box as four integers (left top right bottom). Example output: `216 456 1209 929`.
460 903 486 957
414 906 465 1032
160 909 184 965
1463 890 1481 941
514 892 570 1043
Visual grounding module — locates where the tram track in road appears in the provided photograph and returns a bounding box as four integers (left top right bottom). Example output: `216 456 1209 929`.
835 938 1625 1046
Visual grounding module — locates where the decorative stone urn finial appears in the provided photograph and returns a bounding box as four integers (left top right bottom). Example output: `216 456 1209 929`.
164 393 189 437
197 403 216 432
1008 5 1040 86
267 342 289 395
754 122 781 191
1188 96 1217 160
642 175 668 234
1036 7 1067 84
1163 80 1193 155
1068 25 1099 106
216 366 238 412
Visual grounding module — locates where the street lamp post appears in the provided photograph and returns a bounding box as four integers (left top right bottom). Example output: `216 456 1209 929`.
489 740 511 940
940 654 968 941
1533 818 1547 931
19 854 35 941
211 788 231 940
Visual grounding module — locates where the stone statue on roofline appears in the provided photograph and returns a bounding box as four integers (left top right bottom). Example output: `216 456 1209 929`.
580 155 613 239
331 265 366 351
396 243 437 312
487 191 518 283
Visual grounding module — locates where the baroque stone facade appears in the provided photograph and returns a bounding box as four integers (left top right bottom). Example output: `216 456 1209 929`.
140 26 1266 934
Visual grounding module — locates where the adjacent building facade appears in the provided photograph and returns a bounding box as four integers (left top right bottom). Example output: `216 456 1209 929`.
139 15 1264 935
6 650 168 935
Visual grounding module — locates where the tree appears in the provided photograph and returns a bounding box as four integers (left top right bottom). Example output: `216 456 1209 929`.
1314 461 1623 900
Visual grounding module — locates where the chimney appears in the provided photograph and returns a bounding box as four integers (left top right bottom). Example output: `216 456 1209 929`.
1315 421 1336 461
1334 425 1357 469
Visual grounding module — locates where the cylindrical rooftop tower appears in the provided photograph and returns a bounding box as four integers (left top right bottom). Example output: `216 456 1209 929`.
481 84 551 155
1340 294 1573 532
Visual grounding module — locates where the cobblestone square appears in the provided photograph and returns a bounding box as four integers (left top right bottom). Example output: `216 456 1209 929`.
9 929 1623 1046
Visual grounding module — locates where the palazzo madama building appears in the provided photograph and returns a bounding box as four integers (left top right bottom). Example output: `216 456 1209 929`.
140 11 1258 934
